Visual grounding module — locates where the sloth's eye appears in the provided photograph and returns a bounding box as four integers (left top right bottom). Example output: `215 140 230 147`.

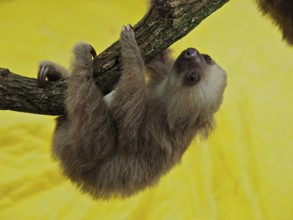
203 54 213 64
187 72 200 83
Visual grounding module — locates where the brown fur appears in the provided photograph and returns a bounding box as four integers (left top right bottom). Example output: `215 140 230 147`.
257 0 293 45
38 25 227 199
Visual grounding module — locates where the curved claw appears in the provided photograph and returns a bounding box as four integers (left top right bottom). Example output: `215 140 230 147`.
90 45 97 59
121 24 133 32
126 24 132 30
37 65 49 88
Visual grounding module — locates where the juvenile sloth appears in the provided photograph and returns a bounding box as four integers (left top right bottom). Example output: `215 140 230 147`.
37 25 227 199
257 0 293 45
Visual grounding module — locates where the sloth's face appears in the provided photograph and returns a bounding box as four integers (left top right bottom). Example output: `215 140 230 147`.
167 48 227 112
171 48 218 86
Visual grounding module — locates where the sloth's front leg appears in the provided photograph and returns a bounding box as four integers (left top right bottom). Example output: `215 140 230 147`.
111 24 147 140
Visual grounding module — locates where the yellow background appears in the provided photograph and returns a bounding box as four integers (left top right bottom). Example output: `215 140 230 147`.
1 0 293 219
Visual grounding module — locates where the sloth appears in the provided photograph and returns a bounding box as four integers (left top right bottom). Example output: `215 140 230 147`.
37 24 227 199
257 0 293 45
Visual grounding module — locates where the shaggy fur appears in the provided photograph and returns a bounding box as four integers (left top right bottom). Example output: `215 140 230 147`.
37 25 227 199
257 0 293 45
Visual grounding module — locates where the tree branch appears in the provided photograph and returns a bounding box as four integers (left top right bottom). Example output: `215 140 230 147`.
0 0 228 115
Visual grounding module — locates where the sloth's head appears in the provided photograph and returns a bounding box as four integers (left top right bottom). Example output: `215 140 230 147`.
165 48 227 129
166 48 227 113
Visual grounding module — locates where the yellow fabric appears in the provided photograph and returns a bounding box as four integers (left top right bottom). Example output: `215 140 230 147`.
0 0 292 219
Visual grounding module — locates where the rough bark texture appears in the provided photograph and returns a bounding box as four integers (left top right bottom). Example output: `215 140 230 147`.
0 0 228 115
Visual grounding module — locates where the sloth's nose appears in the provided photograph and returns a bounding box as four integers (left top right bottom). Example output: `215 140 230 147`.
184 48 199 59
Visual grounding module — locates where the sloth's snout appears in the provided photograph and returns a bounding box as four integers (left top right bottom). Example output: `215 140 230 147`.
184 48 199 59
174 47 203 72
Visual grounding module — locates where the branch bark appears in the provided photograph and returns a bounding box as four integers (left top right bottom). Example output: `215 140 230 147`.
0 0 228 115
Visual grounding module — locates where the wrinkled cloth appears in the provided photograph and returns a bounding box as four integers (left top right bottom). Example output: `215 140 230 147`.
0 0 293 219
